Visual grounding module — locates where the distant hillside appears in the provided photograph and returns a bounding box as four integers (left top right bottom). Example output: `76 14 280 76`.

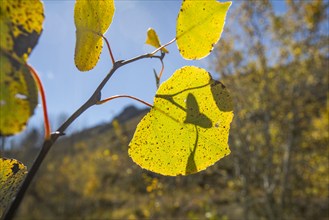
74 105 149 141
4 98 328 220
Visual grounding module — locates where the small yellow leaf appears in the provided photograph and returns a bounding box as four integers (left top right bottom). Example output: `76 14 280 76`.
129 66 234 176
0 158 27 217
74 0 115 71
176 0 231 60
145 28 168 53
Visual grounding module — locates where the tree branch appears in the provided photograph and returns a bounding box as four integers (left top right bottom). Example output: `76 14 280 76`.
2 52 165 220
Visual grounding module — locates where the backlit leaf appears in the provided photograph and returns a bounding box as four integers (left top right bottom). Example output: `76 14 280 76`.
74 0 115 71
0 0 44 61
129 66 234 176
145 28 168 53
0 158 27 217
0 0 44 136
176 0 231 60
0 54 38 136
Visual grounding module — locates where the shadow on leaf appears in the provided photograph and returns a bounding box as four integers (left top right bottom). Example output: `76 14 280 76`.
155 83 212 128
184 93 212 128
185 126 199 174
210 79 233 112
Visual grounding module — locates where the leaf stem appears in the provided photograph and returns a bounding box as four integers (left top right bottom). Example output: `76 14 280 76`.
102 34 115 65
158 59 165 82
27 64 51 140
97 94 153 108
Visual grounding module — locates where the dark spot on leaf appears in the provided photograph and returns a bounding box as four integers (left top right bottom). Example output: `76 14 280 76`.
11 163 20 174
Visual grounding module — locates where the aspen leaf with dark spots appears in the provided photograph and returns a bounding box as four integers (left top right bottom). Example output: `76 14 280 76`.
0 54 38 136
0 0 43 136
176 0 231 60
0 158 27 217
74 0 115 71
129 66 234 176
0 0 44 61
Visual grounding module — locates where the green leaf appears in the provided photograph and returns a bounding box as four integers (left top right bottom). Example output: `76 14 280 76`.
0 0 44 136
176 0 231 60
0 158 27 217
145 28 168 53
74 0 115 71
129 66 234 176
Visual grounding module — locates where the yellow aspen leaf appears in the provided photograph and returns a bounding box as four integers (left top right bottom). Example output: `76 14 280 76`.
129 66 234 176
176 0 231 60
74 0 115 71
0 0 43 136
145 28 169 53
0 54 38 136
0 0 44 61
0 158 27 217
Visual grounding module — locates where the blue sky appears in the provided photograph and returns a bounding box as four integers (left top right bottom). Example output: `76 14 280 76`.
27 0 216 132
26 1 286 134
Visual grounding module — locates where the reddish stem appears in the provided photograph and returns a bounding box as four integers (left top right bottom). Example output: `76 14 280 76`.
27 64 51 140
97 94 153 108
102 34 115 65
158 59 165 82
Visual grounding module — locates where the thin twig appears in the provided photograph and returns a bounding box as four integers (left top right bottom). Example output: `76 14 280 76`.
150 37 176 55
158 59 165 82
98 94 153 108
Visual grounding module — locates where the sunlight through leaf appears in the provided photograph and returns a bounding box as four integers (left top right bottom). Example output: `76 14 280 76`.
129 66 234 176
176 0 231 60
0 0 43 136
74 0 115 71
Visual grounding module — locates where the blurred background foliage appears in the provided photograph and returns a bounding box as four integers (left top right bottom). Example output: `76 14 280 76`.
1 0 328 219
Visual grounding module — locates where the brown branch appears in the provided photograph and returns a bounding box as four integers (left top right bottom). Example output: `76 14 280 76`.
2 52 165 220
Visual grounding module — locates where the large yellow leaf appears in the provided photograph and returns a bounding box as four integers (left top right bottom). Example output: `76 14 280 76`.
129 66 234 176
0 158 27 217
0 0 43 136
176 0 231 60
74 0 115 71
